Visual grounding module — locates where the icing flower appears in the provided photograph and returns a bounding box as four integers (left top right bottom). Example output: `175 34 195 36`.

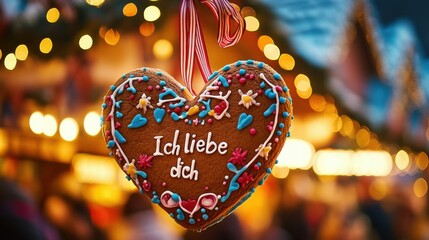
123 159 138 179
137 154 154 170
238 89 260 109
237 172 254 188
136 93 153 113
256 143 272 160
228 148 248 166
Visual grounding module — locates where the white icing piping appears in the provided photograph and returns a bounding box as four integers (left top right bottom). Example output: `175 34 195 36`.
199 90 232 120
160 190 219 217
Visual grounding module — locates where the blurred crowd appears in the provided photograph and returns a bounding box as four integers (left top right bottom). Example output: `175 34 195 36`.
1 171 429 240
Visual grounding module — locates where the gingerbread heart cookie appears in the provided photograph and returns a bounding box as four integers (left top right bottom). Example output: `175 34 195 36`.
101 60 293 231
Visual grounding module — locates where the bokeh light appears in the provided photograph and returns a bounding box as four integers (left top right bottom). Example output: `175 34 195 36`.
43 114 58 137
4 53 17 70
263 44 280 60
245 16 260 32
40 38 53 54
46 7 60 23
414 178 428 198
123 3 138 17
416 152 429 170
144 6 161 22
15 44 28 61
395 150 409 171
257 35 273 52
272 165 289 179
29 111 44 134
153 39 173 60
294 74 312 99
139 22 155 37
86 0 105 7
277 139 315 169
84 112 101 136
79 34 93 50
59 118 79 142
104 29 120 46
278 53 295 70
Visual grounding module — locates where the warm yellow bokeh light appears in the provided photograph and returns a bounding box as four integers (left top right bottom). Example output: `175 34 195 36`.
241 6 256 17
416 152 429 170
144 5 161 22
257 35 273 52
79 34 93 50
46 7 60 23
29 111 44 134
244 16 259 32
340 115 354 137
123 3 138 17
263 44 280 60
295 74 312 99
356 128 370 148
86 0 105 7
277 138 315 169
279 53 295 70
60 118 79 142
4 53 17 70
99 26 107 39
395 150 409 171
272 165 289 179
84 112 101 136
15 44 29 61
104 29 120 46
414 178 428 198
40 38 53 54
139 22 155 37
0 49 2 60
309 94 326 112
369 179 388 200
153 39 173 60
43 114 57 137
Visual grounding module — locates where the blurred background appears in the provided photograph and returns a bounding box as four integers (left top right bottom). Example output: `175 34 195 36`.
0 0 428 239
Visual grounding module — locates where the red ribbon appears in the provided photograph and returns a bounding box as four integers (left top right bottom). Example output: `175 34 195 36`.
180 0 245 96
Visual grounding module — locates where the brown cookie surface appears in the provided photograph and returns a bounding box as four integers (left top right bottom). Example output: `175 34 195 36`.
101 60 293 231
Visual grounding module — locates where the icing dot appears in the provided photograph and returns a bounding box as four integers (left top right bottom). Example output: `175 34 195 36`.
174 107 181 114
246 60 254 65
239 69 246 76
207 118 213 124
287 132 291 137
267 168 272 173
276 86 283 92
283 86 289 92
282 111 290 118
215 207 219 211
204 186 209 191
143 67 147 71
227 75 233 80
147 86 153 91
202 214 209 220
239 78 246 85
157 72 163 76
228 79 232 84
156 85 161 90
236 61 242 66
257 62 264 68
235 73 241 79
160 80 166 86
217 81 222 86
273 73 281 80
223 181 227 185
101 103 107 109
201 208 206 213
162 182 167 187
222 192 226 196
254 164 259 170
257 162 262 166
249 128 257 136
110 85 116 91
269 121 274 126
189 218 196 225
260 82 266 88
275 159 279 164
245 73 250 78
249 74 255 80
279 123 285 129
143 75 149 82
276 131 282 136
170 213 174 218
217 195 221 199
225 175 229 180
122 74 126 79
223 65 231 71
274 138 279 143
130 74 134 78
184 105 190 111
258 89 263 95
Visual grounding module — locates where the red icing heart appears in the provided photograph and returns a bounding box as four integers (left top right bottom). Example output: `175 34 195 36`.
101 60 293 230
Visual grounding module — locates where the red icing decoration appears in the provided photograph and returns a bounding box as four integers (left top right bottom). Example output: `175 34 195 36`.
237 172 254 188
147 86 153 91
137 154 154 170
214 101 227 115
228 148 248 166
143 180 151 192
181 199 198 212
239 78 246 85
115 122 122 129
249 128 257 136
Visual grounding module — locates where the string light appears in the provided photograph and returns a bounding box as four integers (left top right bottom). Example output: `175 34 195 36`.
79 34 93 50
29 111 44 134
144 6 161 22
59 118 79 141
257 35 273 52
104 29 120 46
139 22 155 37
84 112 101 136
4 53 17 70
278 53 295 70
356 128 371 148
395 150 409 171
43 114 57 137
153 39 173 60
15 44 28 61
294 74 312 99
86 0 105 7
40 38 53 54
263 44 280 60
244 16 259 32
0 49 2 60
414 178 428 198
277 139 315 169
272 166 289 179
46 7 60 23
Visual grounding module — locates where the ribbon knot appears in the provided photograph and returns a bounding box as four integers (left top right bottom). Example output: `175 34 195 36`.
180 0 245 96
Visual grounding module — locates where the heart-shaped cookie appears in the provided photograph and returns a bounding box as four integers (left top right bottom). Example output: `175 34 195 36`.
101 60 293 231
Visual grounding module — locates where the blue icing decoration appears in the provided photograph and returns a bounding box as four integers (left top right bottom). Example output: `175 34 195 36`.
176 209 185 221
289 97 293 103
171 112 180 121
100 116 105 125
156 71 163 76
160 80 166 86
223 65 231 71
181 112 188 118
188 120 192 125
257 162 261 167
222 165 250 202
110 85 116 91
154 108 166 123
287 132 291 137
246 60 254 65
136 171 147 179
127 87 137 94
236 61 242 66
201 208 206 213
143 67 147 71
267 168 272 173
273 73 281 80
170 213 174 218
283 86 289 92
227 163 238 173
264 89 276 99
116 111 123 118
263 104 277 117
282 111 290 118
237 113 253 130
115 100 123 108
275 159 279 164
280 97 286 104
151 196 160 204
199 100 211 118
107 140 115 148
279 123 285 129
202 214 209 220
142 76 149 82
171 193 180 202
208 71 218 80
128 114 148 128
260 82 266 89
258 62 264 68
239 69 246 76
118 87 124 94
159 88 186 108
218 75 229 88
101 103 107 109
276 131 282 136
189 218 196 225
114 130 126 144
122 74 126 79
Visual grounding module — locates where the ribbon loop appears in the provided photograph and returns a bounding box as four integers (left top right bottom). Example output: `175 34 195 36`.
180 0 245 96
